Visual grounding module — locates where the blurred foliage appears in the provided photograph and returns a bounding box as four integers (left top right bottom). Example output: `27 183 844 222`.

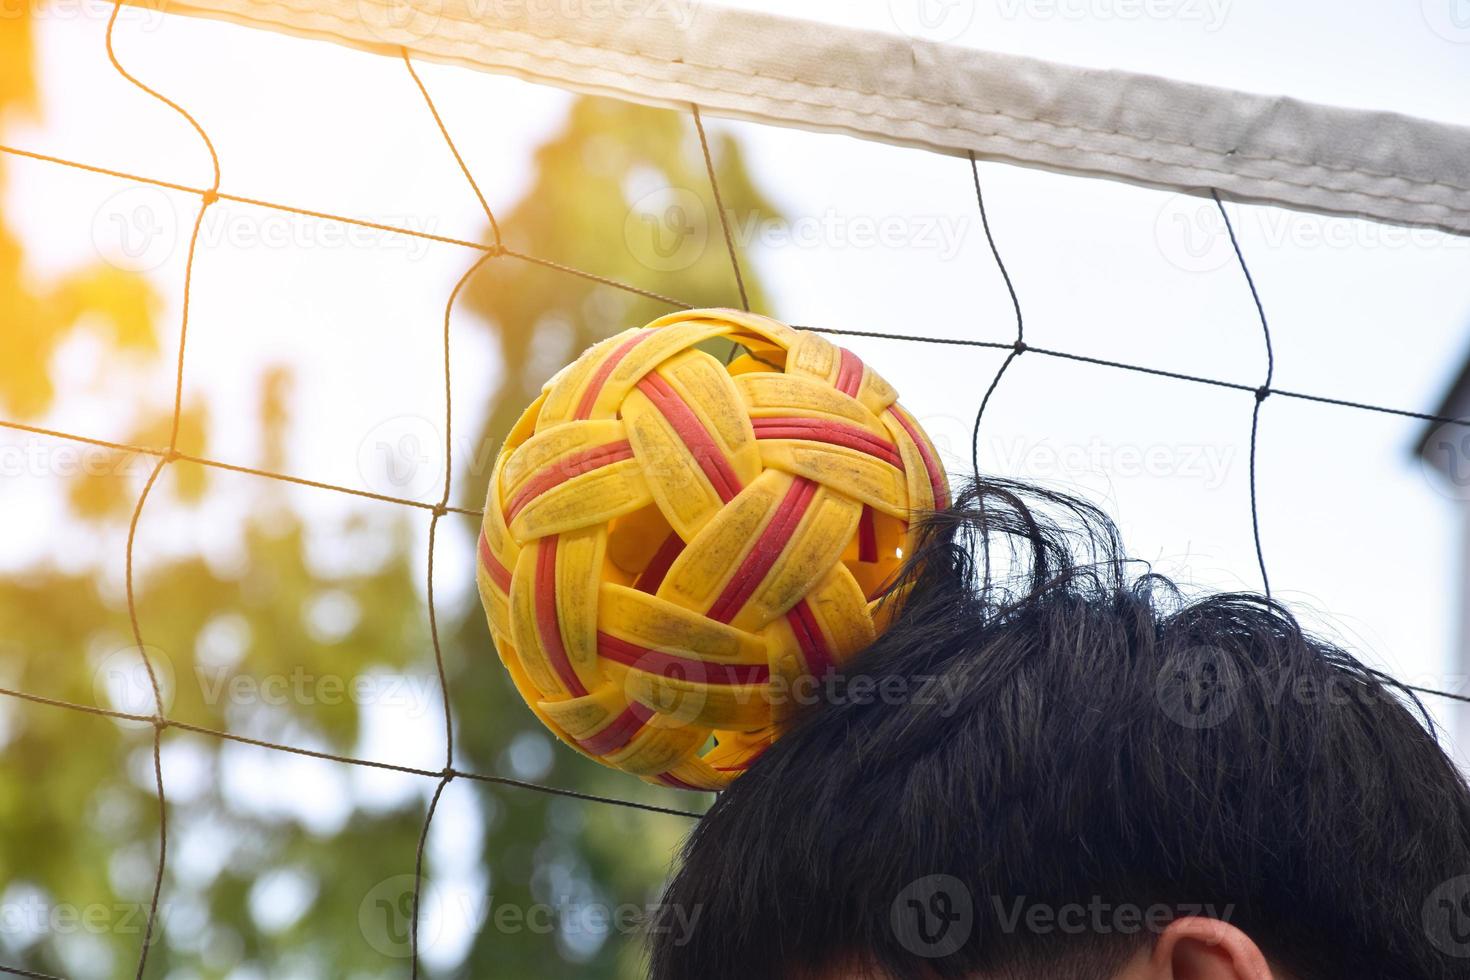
449 95 779 979
0 0 156 417
0 9 779 975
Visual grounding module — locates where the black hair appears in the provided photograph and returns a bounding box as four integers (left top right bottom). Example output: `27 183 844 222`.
648 478 1470 980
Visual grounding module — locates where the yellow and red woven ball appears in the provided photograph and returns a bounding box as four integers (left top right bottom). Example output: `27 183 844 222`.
475 309 948 792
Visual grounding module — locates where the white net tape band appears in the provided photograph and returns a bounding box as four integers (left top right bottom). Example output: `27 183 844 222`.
123 0 1470 234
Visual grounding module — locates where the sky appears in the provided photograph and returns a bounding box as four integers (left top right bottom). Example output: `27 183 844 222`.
4 0 1470 970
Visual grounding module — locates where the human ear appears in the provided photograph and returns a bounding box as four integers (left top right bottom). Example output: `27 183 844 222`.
1140 916 1273 980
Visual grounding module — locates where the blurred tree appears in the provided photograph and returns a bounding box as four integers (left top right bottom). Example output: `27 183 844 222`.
446 96 780 978
0 8 155 418
0 8 434 976
0 4 779 970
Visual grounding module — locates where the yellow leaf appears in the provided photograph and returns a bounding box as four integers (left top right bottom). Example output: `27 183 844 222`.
50 264 159 352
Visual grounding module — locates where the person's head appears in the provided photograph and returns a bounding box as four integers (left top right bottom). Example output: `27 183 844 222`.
648 478 1470 980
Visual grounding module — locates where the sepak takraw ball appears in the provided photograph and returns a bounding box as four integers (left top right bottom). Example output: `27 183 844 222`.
476 309 949 791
